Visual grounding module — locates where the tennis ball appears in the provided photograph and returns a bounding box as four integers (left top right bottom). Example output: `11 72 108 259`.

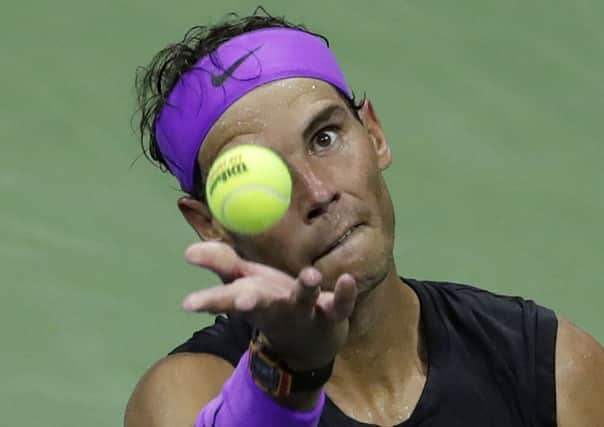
205 144 292 234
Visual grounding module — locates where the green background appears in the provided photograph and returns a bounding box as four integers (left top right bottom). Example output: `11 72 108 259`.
1 0 602 425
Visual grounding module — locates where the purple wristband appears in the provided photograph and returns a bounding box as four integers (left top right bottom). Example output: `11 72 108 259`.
195 350 325 427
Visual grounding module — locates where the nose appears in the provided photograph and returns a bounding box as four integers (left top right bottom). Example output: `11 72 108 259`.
290 161 340 224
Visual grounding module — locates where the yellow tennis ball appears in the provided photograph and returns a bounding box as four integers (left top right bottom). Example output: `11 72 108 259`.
205 144 292 234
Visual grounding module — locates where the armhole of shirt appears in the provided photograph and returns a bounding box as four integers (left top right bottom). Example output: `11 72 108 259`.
534 305 558 426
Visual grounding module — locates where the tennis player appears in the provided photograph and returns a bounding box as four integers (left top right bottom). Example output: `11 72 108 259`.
125 10 603 427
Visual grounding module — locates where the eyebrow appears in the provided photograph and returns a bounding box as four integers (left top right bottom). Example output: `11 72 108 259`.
302 104 347 141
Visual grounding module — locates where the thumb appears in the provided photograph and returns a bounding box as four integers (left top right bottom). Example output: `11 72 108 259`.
185 241 245 283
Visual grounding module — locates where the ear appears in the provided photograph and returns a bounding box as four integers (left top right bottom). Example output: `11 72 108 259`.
358 99 392 170
177 197 233 244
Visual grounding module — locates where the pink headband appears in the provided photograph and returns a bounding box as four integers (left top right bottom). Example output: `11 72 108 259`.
154 27 351 193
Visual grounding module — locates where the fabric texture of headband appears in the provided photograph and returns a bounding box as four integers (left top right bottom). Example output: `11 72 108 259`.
155 27 351 193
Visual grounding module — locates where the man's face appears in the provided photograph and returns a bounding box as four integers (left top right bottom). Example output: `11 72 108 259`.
196 78 395 294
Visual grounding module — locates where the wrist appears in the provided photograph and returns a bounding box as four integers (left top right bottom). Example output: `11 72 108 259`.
249 329 334 398
255 330 335 370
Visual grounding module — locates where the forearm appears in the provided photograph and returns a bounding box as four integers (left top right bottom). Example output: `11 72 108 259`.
195 351 325 427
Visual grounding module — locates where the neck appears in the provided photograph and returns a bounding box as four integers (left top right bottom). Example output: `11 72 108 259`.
330 266 425 387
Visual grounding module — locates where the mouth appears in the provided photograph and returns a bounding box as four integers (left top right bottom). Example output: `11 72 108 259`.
313 223 364 264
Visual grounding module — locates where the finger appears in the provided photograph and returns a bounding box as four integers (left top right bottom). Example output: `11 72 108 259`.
331 273 357 320
182 284 241 314
185 241 244 283
292 267 322 306
317 273 357 321
182 278 264 314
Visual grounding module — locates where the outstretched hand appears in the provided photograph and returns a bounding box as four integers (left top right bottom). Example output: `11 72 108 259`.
182 240 358 369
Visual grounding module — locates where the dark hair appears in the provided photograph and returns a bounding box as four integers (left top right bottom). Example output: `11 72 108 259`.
134 7 363 201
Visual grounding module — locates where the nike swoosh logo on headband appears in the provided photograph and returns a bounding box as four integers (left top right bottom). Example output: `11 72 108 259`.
210 47 261 87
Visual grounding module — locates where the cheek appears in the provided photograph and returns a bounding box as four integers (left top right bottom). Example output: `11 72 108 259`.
376 177 395 235
350 142 395 236
343 138 383 200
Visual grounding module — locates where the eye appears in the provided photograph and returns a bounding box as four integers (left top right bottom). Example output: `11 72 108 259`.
313 128 338 150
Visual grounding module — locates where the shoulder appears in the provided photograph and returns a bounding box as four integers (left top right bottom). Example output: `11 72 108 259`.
124 314 250 426
555 317 604 426
408 277 556 325
124 352 234 427
414 279 559 372
170 314 251 363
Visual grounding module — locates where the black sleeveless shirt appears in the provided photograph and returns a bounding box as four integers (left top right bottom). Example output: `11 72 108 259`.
170 278 558 426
